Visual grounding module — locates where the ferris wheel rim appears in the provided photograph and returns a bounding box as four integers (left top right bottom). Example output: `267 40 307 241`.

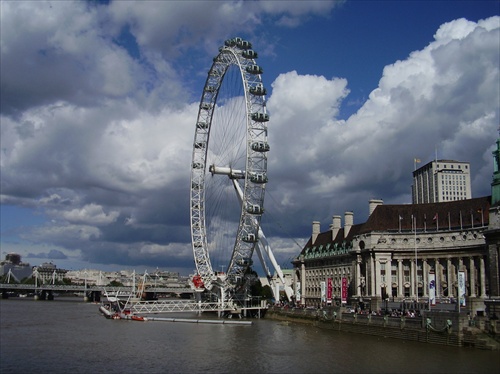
189 37 269 292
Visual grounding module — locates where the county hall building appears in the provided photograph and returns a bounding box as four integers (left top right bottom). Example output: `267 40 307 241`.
292 139 500 316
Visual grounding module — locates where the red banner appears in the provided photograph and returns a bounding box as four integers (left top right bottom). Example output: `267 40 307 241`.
341 277 348 304
327 278 332 303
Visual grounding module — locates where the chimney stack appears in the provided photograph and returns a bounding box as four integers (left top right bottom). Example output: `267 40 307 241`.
344 211 353 238
369 199 383 216
330 215 341 240
312 221 320 244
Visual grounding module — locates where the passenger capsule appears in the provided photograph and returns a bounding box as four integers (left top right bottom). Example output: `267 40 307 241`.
242 233 257 243
246 204 264 214
236 257 253 267
246 65 263 75
249 83 267 96
237 40 252 50
242 50 258 59
251 112 269 122
250 173 268 184
224 38 237 47
251 141 270 152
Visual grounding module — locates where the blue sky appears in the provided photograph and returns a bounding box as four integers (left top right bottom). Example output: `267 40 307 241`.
1 0 499 275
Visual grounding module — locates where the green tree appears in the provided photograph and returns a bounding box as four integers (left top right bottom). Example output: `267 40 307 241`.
107 280 124 287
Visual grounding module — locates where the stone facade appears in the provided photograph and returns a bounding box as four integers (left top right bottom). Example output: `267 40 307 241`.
293 138 500 317
292 196 492 315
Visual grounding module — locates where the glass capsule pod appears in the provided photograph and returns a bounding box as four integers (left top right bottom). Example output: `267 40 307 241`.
250 173 268 184
246 65 263 74
237 40 252 50
236 257 253 267
251 141 270 152
242 233 258 243
251 112 269 122
246 204 264 214
249 83 267 96
242 50 258 59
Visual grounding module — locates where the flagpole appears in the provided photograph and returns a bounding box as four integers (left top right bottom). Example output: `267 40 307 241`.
413 215 418 302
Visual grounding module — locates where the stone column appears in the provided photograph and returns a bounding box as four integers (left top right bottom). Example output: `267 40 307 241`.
370 255 376 297
423 259 428 297
355 257 361 297
300 257 306 305
458 257 463 298
469 257 476 297
480 256 486 297
398 259 404 298
434 258 441 298
293 267 297 300
411 259 416 298
374 258 381 297
447 258 453 297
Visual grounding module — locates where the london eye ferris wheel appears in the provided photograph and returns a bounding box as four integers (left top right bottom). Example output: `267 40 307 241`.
189 37 270 297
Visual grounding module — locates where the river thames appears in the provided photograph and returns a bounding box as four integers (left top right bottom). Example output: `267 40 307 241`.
0 297 498 374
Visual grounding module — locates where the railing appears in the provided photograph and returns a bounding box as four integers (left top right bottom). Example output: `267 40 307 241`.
131 300 235 314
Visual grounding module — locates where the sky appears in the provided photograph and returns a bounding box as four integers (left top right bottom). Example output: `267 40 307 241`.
1 0 499 276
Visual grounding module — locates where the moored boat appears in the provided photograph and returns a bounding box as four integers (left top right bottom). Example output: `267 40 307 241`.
131 315 146 321
99 304 114 319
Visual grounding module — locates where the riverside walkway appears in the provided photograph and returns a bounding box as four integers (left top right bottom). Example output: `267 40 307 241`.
266 306 500 350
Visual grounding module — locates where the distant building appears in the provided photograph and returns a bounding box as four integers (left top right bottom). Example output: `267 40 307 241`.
412 160 471 204
33 262 68 284
64 269 189 288
260 268 294 301
0 253 32 281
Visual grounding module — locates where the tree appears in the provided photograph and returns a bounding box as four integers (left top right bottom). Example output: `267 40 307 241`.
107 280 124 287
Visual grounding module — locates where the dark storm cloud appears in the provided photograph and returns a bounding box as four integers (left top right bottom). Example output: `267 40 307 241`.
1 1 498 273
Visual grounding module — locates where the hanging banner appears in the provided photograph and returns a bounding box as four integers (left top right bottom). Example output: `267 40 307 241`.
341 277 348 304
327 278 333 305
458 271 466 307
320 281 326 303
296 282 301 302
428 271 436 306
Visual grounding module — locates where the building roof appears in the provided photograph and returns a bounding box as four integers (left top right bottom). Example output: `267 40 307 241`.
300 196 491 255
363 196 490 233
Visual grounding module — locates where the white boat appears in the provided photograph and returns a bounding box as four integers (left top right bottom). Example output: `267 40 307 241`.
99 304 114 319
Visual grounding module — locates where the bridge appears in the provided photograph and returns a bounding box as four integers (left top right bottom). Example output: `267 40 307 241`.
0 283 193 301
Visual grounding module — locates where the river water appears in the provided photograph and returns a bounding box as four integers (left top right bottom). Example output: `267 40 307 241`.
1 297 498 374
